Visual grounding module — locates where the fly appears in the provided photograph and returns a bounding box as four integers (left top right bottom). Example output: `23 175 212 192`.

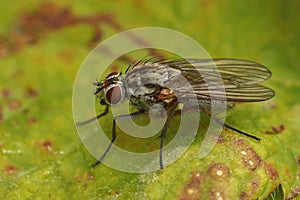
77 58 275 169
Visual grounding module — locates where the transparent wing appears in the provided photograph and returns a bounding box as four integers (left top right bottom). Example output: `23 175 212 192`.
158 58 275 102
159 58 272 85
189 84 275 102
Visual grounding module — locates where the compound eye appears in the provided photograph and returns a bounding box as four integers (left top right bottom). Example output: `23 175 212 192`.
105 85 124 105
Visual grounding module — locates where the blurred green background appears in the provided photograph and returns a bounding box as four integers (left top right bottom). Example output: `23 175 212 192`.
0 0 299 199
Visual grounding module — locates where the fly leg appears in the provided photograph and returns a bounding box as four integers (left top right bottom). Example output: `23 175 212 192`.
91 110 145 167
217 117 261 141
159 103 178 169
76 105 109 126
174 105 261 141
203 109 261 141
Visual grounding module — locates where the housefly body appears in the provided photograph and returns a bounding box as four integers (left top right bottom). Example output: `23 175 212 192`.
77 58 275 169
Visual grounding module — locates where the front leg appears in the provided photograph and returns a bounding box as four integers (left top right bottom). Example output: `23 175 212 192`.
76 105 109 126
92 110 145 167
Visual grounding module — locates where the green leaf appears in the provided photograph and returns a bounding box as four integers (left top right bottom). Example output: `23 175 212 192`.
0 1 299 199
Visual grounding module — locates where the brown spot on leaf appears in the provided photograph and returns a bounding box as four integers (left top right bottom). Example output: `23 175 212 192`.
0 2 166 60
239 192 249 200
207 163 230 180
271 124 285 133
41 140 64 155
217 135 225 144
232 138 262 171
263 162 278 180
22 108 29 115
232 137 245 146
76 172 93 182
75 172 95 190
251 179 259 194
241 148 262 171
209 188 227 200
287 186 300 200
76 175 81 183
4 165 18 175
27 117 37 124
9 100 22 110
240 179 260 199
42 140 52 151
86 172 95 181
0 2 123 57
1 89 11 98
25 87 39 98
180 171 205 200
36 140 60 155
265 124 285 134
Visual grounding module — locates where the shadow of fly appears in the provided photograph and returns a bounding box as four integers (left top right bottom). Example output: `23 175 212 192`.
77 58 275 169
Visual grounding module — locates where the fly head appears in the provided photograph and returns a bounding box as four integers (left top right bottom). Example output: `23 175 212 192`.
94 72 126 105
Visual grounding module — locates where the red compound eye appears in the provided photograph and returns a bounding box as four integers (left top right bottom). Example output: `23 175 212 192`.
105 85 123 105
